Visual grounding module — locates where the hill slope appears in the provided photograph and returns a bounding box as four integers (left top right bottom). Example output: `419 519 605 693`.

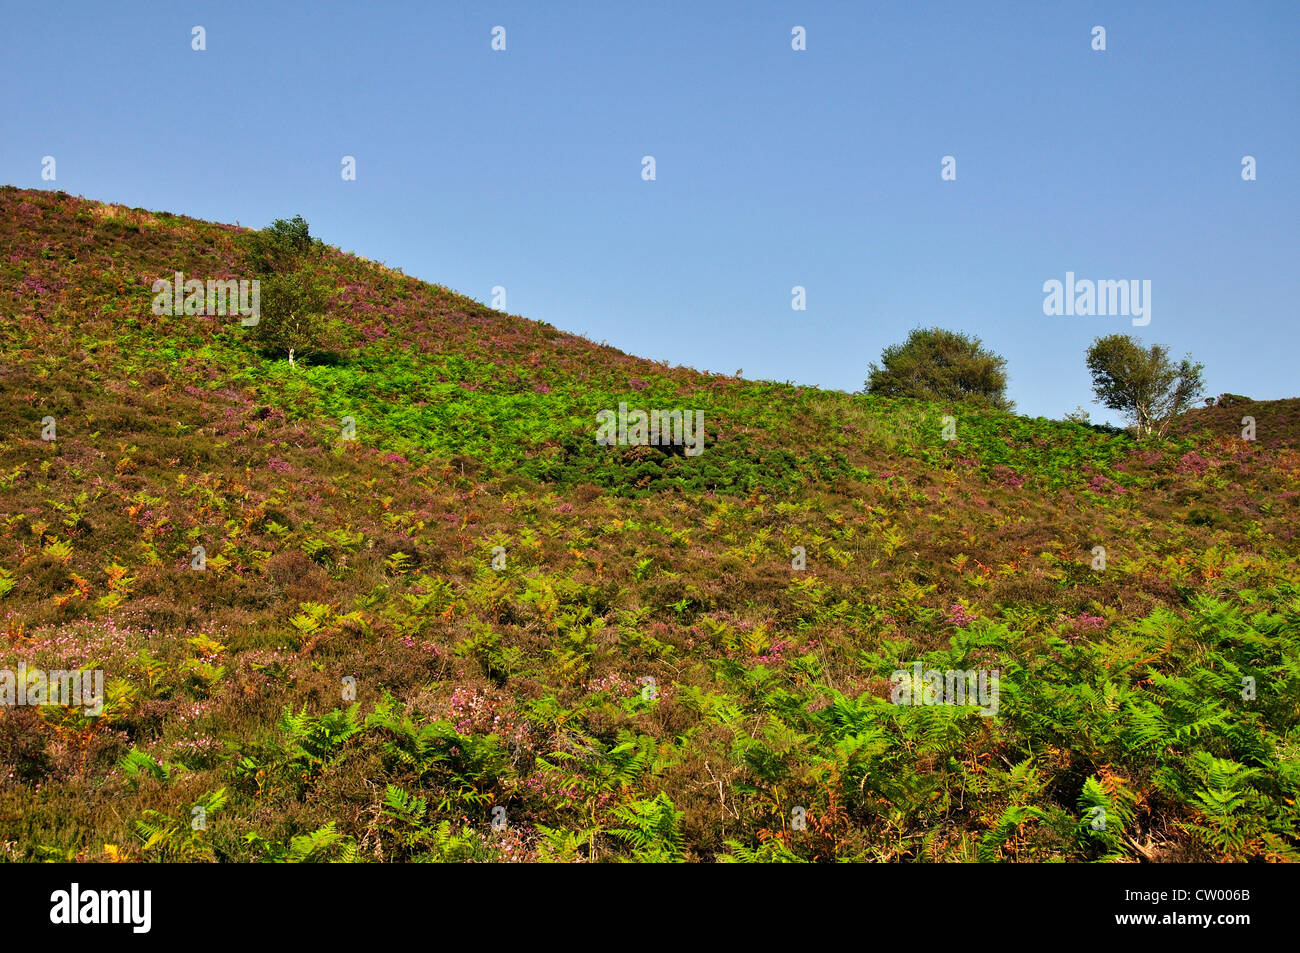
1 186 1297 862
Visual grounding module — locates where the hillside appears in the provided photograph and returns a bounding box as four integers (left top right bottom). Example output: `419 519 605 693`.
1 185 1297 862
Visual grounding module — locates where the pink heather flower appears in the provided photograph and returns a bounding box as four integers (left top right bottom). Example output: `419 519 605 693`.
991 464 1025 488
946 604 977 627
1087 474 1125 495
1176 451 1213 476
1071 613 1106 632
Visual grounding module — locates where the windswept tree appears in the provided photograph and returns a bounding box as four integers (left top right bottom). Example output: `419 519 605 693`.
252 269 331 367
865 327 1012 410
1085 334 1205 438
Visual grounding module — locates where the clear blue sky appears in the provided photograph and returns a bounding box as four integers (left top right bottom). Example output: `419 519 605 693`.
3 1 1296 421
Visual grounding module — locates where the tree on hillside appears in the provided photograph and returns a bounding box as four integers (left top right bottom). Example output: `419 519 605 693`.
1085 334 1204 438
244 215 323 276
252 268 331 367
865 327 1012 410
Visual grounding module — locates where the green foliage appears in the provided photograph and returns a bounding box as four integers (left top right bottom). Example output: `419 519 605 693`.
277 704 363 778
534 824 600 862
866 327 1013 411
1086 333 1205 438
136 789 227 861
247 822 357 863
1076 775 1135 861
718 838 807 862
3 187 1296 865
608 792 686 862
376 784 502 862
243 215 322 275
252 268 334 366
1184 754 1266 860
364 695 511 810
119 747 178 790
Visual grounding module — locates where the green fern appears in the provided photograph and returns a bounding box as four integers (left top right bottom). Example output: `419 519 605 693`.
119 747 177 790
248 822 358 863
135 788 226 861
608 792 685 862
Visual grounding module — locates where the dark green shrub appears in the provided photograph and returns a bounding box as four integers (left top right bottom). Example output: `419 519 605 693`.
866 327 1013 411
244 215 323 276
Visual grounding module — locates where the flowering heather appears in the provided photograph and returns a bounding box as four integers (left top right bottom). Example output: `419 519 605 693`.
945 604 978 627
0 618 162 669
1086 473 1125 495
585 674 639 698
0 187 1295 865
990 464 1026 488
755 639 794 665
447 688 528 745
1176 451 1214 476
170 735 224 768
399 637 441 657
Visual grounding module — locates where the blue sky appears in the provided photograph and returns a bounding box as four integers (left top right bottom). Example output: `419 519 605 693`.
3 0 1296 421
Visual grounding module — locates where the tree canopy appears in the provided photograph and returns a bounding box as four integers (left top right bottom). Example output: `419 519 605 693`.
865 327 1012 411
1085 333 1205 438
244 215 323 276
252 268 332 367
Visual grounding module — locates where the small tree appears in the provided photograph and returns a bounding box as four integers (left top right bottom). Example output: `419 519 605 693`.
253 269 331 367
866 327 1012 410
244 215 322 276
1085 334 1204 438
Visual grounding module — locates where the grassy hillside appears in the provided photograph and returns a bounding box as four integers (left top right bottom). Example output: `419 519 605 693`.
1 185 1297 862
